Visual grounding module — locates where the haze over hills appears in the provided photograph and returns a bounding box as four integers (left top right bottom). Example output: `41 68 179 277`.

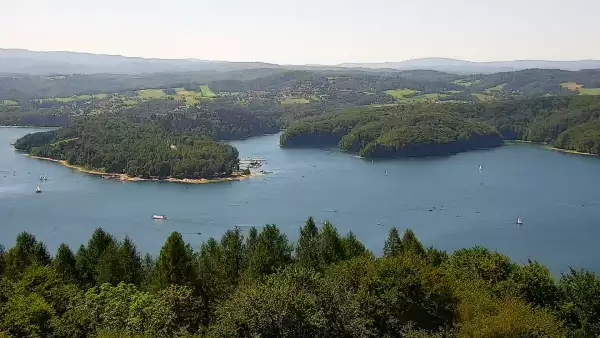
0 49 280 75
2 49 600 75
338 57 600 74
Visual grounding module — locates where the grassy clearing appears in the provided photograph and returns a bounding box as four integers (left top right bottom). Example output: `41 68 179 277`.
174 90 202 106
199 85 216 98
561 82 583 90
385 88 418 99
1 100 19 106
484 83 505 93
136 89 167 99
280 97 310 105
579 88 600 95
561 82 600 95
452 79 481 87
473 93 493 102
42 93 109 103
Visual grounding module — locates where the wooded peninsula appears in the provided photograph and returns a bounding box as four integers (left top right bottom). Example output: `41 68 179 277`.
14 117 241 181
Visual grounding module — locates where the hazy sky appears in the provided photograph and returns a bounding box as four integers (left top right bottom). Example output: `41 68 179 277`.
2 0 599 64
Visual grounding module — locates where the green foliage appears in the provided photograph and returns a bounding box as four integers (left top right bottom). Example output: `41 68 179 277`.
296 216 320 269
3 232 51 277
558 269 600 336
243 224 293 281
54 244 77 283
0 219 593 337
15 116 240 179
154 232 195 289
281 105 503 157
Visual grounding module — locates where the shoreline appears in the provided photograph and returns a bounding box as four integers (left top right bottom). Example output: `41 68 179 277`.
505 140 597 156
26 155 258 184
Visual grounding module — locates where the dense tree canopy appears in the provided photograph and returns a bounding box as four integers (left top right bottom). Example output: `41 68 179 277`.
14 116 239 179
1 219 598 337
280 105 503 157
282 95 600 156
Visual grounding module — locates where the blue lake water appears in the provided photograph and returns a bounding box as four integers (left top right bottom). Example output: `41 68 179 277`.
1 127 600 274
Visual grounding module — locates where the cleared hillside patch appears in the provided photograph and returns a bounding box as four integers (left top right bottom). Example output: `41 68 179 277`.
200 85 216 97
385 88 418 98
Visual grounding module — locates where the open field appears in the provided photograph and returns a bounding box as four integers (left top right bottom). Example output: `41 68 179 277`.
579 88 600 95
41 93 109 103
1 100 19 106
561 82 583 90
385 88 418 98
280 97 310 105
561 82 600 95
174 89 202 106
484 83 506 93
136 89 166 99
452 79 481 87
200 85 216 97
473 93 493 102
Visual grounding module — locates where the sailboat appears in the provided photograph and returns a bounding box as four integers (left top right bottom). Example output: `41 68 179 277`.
384 169 388 176
516 217 523 225
35 185 42 193
43 174 47 181
478 164 483 171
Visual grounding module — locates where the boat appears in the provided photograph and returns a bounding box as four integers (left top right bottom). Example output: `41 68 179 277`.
478 164 483 171
43 174 47 180
152 215 166 220
39 175 44 180
517 217 523 225
384 169 388 176
35 185 42 193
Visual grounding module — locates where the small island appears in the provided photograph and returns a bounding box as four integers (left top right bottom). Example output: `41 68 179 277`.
14 116 248 183
280 106 504 158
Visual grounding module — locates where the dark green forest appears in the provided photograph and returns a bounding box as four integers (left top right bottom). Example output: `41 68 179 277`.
14 117 239 179
281 96 600 157
280 106 503 157
0 219 598 337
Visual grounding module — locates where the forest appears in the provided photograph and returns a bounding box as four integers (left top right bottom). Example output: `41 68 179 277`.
0 218 598 337
281 95 600 157
280 105 503 157
13 116 240 179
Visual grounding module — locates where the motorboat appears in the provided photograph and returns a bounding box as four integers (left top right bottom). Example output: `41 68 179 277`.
152 215 166 220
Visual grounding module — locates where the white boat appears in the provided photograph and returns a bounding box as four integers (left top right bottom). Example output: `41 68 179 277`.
43 174 47 180
152 215 166 220
517 217 523 225
478 164 483 171
35 185 42 193
384 169 388 176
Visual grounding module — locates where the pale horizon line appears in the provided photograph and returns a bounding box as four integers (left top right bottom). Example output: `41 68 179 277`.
2 47 600 66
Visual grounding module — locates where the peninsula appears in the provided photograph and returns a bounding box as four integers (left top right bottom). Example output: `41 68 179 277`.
14 116 244 183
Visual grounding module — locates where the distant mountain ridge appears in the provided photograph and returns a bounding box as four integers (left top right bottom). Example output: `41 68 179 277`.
338 57 600 74
2 49 600 75
0 49 280 74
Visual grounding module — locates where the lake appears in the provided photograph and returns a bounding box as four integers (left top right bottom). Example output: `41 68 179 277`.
2 127 600 274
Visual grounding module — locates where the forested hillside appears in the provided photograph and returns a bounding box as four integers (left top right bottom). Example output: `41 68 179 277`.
14 116 239 179
280 106 503 157
282 96 600 157
0 218 599 337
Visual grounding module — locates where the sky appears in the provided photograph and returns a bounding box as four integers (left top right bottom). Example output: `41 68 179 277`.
2 0 599 65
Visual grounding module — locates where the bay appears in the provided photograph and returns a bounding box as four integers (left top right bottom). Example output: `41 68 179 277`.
1 127 600 274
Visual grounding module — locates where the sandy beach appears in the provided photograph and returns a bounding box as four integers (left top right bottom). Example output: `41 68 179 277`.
26 155 256 184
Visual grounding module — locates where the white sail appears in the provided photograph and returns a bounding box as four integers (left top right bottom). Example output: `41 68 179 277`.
384 169 388 176
478 164 483 171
